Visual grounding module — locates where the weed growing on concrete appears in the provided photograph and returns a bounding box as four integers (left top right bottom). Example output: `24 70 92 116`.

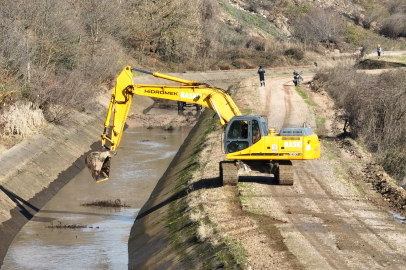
81 199 130 207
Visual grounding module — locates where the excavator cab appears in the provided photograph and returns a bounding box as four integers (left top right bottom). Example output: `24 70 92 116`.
224 116 268 153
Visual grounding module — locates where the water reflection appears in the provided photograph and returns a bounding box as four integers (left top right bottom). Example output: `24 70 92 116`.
2 126 191 270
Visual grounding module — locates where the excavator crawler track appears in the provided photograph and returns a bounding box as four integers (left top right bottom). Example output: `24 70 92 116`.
276 160 294 185
220 161 238 186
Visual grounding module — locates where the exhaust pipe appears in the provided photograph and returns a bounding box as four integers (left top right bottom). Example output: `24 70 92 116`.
85 151 116 183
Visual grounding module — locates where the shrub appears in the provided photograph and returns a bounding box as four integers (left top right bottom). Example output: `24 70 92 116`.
313 66 406 182
293 9 345 45
0 102 45 136
232 58 256 69
382 151 406 182
284 48 305 60
246 37 266 51
218 64 231 70
380 13 406 38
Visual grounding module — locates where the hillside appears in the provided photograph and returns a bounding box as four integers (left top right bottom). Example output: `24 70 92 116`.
2 0 406 154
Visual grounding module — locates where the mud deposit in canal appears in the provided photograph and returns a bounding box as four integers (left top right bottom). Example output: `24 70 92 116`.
2 126 191 270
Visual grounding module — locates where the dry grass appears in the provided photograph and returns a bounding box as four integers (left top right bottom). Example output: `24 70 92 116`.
197 222 214 241
313 66 406 181
0 102 45 137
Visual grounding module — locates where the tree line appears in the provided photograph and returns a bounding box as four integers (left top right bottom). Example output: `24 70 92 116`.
313 66 406 183
2 0 406 141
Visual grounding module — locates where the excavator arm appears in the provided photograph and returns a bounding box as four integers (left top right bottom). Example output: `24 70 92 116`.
86 66 241 182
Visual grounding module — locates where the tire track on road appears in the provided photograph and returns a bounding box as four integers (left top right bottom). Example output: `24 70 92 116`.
253 75 406 269
301 160 406 269
282 83 292 128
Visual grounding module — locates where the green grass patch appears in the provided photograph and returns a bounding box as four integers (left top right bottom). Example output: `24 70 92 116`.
354 184 366 195
295 86 317 106
316 116 326 126
386 56 406 62
217 0 281 38
242 108 254 115
238 182 247 188
224 238 248 265
322 141 339 160
345 25 370 46
286 4 310 14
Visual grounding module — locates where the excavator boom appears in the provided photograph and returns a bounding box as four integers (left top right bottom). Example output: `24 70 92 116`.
86 66 241 182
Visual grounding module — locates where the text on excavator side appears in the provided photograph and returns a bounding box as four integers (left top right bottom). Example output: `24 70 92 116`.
180 92 199 100
144 89 178 96
284 141 303 148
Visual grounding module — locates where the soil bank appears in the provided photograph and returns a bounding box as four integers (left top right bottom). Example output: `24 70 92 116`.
128 109 234 269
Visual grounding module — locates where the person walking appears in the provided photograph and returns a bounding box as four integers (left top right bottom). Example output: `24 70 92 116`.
377 44 382 59
257 66 265 86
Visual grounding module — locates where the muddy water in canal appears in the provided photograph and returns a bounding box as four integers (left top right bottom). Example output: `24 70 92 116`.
2 124 192 270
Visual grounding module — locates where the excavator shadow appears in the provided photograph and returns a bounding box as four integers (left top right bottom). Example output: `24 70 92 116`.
0 185 40 220
238 175 278 185
135 177 221 220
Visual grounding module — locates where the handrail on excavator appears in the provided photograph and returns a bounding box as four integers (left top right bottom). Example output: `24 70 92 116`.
131 67 198 85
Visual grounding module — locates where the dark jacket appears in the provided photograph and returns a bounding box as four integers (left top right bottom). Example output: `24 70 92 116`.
258 68 265 80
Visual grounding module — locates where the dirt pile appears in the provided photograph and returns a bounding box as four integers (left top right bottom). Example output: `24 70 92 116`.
362 163 406 214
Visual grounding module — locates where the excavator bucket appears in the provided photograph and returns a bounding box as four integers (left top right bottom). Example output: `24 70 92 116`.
85 151 115 183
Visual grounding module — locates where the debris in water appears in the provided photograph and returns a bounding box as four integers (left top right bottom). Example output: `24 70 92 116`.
46 221 88 229
163 125 174 131
81 199 130 208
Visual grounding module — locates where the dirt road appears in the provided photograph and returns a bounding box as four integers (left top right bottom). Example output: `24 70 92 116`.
257 75 406 269
194 74 406 269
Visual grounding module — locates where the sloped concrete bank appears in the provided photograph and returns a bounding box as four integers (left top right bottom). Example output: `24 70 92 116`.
128 110 230 269
128 109 237 269
0 106 107 266
0 92 157 267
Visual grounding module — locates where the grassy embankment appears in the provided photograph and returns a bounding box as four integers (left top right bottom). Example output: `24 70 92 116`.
128 108 242 269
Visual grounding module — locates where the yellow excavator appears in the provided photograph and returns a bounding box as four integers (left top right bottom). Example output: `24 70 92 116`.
86 66 320 185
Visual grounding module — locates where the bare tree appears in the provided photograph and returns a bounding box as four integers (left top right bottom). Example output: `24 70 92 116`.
380 13 406 38
313 67 406 181
293 9 345 45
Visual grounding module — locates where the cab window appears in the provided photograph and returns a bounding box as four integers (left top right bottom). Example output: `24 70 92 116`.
227 120 248 139
261 122 268 136
227 141 249 153
252 120 261 143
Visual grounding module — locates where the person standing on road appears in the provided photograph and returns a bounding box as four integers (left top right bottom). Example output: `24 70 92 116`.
257 66 265 86
377 44 382 59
